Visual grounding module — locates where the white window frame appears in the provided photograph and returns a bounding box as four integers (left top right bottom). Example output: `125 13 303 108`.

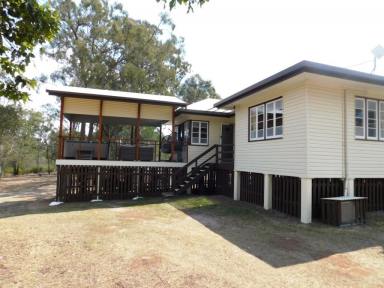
249 104 264 141
380 101 384 141
366 99 378 140
249 98 283 141
266 98 283 140
191 121 209 145
355 97 365 140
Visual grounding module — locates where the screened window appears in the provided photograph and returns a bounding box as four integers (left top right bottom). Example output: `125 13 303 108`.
191 121 208 145
249 98 283 141
249 104 264 140
367 99 378 140
355 98 365 139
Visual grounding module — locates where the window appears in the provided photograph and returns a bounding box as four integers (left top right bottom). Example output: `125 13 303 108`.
380 101 384 140
249 104 264 140
355 98 365 139
249 98 283 141
367 99 378 140
266 98 283 139
191 121 208 145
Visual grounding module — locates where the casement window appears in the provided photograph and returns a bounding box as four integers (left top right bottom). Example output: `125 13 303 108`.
249 98 283 141
354 97 384 141
266 98 283 139
367 99 378 140
380 101 384 140
249 104 265 140
191 121 208 145
355 98 365 139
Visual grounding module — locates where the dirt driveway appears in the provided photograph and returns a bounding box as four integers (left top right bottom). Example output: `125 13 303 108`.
0 175 384 288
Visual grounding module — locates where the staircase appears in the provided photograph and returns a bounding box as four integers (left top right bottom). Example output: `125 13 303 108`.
164 144 233 197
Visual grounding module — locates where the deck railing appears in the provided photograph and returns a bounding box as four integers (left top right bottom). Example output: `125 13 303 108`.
58 136 188 162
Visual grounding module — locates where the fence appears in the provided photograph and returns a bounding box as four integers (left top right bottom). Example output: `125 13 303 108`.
312 178 344 218
56 164 177 202
240 172 264 206
272 175 301 217
56 162 234 201
355 178 384 211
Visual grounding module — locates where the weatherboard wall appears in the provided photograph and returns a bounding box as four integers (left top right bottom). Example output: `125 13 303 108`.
176 114 234 163
234 83 307 178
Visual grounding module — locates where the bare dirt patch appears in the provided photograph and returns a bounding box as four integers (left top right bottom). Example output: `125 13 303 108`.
0 175 384 287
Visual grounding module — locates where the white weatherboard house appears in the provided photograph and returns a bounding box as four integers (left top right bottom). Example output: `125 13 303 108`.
51 61 384 224
215 60 384 223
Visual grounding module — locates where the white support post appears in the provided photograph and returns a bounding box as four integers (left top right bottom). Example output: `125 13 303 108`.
264 174 272 210
300 178 312 224
345 178 355 197
234 171 241 200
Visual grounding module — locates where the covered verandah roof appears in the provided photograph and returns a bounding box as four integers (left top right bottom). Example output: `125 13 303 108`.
47 86 186 161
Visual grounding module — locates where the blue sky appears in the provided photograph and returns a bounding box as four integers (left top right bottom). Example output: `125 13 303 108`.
27 0 384 109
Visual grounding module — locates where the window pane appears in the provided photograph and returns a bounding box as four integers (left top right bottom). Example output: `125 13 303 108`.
267 127 273 137
355 98 365 138
192 137 199 143
368 128 376 137
368 119 376 128
367 100 377 138
267 119 274 128
276 126 283 136
257 130 264 138
355 118 363 127
355 127 364 137
200 138 207 144
276 117 283 127
380 102 384 139
355 99 364 109
368 101 376 110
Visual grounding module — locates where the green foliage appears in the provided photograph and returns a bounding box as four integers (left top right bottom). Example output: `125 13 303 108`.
0 103 58 176
48 0 190 95
178 74 219 104
0 0 59 101
156 0 209 12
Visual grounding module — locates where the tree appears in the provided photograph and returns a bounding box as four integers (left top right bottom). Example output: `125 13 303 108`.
38 104 58 174
178 74 219 104
48 0 190 95
0 0 59 101
0 104 23 175
156 0 209 11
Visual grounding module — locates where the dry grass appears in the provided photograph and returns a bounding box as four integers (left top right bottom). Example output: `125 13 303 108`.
0 175 384 288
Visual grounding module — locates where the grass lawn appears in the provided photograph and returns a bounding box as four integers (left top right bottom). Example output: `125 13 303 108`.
0 175 384 287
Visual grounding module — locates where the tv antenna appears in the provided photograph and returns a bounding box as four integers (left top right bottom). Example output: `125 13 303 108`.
371 45 384 73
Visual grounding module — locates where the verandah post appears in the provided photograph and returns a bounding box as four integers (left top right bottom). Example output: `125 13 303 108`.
58 96 65 159
97 100 103 160
171 106 176 161
135 103 141 161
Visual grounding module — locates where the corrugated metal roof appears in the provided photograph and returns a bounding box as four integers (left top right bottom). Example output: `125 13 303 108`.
186 98 232 113
46 85 186 106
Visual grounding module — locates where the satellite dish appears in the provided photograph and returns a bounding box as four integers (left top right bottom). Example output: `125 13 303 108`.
371 45 384 73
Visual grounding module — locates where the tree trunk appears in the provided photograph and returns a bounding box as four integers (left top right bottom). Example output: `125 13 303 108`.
12 161 19 176
46 146 51 175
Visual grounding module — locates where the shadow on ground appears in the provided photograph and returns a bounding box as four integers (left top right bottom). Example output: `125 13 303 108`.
1 175 383 269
